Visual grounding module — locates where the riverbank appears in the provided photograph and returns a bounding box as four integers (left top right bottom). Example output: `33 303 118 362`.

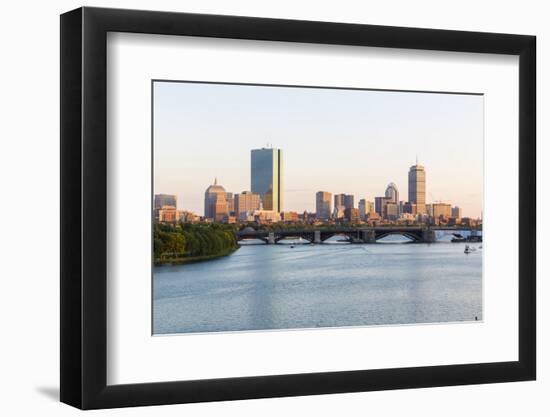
154 222 239 266
154 246 240 266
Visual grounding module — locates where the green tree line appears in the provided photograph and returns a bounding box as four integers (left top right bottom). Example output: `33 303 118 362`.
154 223 239 264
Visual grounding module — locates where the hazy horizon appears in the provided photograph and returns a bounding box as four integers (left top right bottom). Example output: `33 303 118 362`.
153 81 483 218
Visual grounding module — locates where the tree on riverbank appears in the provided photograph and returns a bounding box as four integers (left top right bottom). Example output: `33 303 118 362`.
154 222 239 264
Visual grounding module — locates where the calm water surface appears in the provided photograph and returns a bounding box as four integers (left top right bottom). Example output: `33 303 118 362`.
153 236 482 334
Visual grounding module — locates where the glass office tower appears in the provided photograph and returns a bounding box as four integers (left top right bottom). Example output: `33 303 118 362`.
251 148 283 212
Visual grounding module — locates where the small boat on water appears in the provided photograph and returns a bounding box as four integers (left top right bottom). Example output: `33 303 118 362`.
451 233 466 243
290 245 295 248
464 244 477 254
452 234 483 243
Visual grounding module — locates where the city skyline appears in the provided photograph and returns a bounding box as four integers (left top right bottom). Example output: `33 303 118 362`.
154 81 483 218
156 157 475 226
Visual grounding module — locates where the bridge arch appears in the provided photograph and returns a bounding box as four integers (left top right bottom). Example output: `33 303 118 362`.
320 232 353 243
375 231 420 242
274 234 313 244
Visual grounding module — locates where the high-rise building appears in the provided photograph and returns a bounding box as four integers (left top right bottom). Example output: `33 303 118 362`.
204 178 229 221
367 201 375 214
451 206 462 218
375 196 391 217
334 193 345 211
344 194 355 210
408 162 426 214
154 194 177 210
358 199 367 220
316 191 332 220
334 193 354 211
226 192 235 216
234 191 262 221
359 199 375 220
385 183 399 204
251 147 283 212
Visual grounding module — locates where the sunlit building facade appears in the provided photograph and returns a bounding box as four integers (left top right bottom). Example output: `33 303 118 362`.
432 203 452 219
254 210 281 224
316 191 332 220
204 178 229 221
408 163 426 214
334 193 345 212
158 206 177 223
384 202 398 220
234 191 262 221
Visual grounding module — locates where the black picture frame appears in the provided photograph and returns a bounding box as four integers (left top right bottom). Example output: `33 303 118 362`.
60 6 536 410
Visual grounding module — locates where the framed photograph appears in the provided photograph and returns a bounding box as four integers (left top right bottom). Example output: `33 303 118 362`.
60 7 536 409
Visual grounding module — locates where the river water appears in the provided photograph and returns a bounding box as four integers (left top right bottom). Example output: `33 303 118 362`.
153 234 482 335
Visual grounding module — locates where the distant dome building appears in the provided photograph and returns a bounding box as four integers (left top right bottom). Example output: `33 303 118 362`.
204 178 229 221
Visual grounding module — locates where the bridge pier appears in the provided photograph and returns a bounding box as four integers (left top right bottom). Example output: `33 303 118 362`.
362 230 376 243
421 229 436 243
267 232 275 244
314 230 322 244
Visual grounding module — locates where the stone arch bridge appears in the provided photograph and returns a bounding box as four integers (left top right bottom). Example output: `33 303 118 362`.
235 226 455 244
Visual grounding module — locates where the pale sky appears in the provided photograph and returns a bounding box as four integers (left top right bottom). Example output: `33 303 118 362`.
153 81 483 218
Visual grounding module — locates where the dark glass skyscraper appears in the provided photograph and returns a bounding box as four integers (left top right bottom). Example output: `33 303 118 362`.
251 148 283 212
344 194 355 209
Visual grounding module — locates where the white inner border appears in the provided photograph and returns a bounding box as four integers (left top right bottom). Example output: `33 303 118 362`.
107 32 519 385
